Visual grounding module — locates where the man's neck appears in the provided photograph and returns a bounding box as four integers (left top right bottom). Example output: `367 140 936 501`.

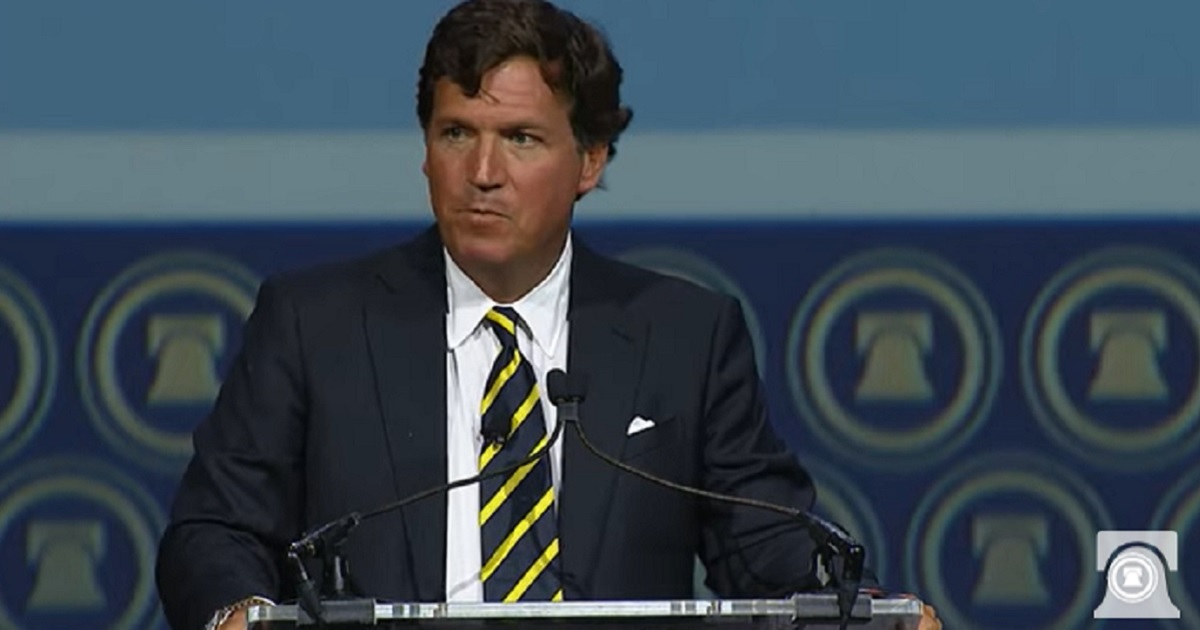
456 239 568 304
470 269 543 304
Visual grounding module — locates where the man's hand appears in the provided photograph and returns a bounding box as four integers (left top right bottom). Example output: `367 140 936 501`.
217 616 247 630
213 597 273 630
911 597 940 630
213 595 274 628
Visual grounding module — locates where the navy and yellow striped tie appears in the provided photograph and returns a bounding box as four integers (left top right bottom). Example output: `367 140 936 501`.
478 306 563 602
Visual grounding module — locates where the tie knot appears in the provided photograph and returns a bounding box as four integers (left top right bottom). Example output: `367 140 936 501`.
485 306 522 348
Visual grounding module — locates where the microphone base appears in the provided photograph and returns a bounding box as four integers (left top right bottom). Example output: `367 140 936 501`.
295 598 378 626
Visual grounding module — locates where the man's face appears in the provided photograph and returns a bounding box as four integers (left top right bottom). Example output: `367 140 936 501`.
423 56 607 277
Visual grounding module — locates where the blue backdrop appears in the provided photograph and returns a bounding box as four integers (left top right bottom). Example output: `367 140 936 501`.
1 1 1198 629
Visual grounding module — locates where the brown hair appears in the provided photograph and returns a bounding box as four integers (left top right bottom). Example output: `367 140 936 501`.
417 0 634 160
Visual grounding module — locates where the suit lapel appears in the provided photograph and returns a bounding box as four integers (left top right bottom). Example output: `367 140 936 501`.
361 231 649 600
364 228 448 601
559 243 647 598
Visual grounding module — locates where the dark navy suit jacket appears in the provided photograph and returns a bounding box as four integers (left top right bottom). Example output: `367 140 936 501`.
156 226 821 630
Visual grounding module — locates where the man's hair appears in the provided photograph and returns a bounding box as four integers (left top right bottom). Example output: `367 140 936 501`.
417 0 634 160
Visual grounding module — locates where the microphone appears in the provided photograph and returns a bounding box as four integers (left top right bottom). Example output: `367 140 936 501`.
480 400 511 449
481 416 509 448
287 378 569 624
545 369 586 423
543 368 865 630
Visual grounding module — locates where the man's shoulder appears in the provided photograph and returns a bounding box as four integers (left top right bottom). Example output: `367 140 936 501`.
265 246 395 298
261 231 436 309
582 247 734 316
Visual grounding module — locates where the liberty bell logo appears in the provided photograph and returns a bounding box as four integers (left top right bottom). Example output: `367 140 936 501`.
146 314 225 405
855 311 934 402
25 520 107 611
1088 310 1168 401
971 513 1050 605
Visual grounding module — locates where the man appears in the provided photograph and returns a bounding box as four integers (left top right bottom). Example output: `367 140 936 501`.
156 1 939 629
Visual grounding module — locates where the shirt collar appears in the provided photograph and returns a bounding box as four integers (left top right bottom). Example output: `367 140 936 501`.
445 233 572 356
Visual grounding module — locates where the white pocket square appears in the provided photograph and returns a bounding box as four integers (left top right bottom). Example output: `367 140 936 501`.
626 415 656 436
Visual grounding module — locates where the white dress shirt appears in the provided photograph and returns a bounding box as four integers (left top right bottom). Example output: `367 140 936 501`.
443 236 572 602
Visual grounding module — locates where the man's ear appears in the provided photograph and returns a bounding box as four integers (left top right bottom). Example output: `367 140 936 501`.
577 144 609 196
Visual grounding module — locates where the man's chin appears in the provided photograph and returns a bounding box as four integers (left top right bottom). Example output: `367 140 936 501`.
446 240 517 272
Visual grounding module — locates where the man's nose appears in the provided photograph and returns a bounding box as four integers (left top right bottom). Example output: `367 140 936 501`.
468 136 505 191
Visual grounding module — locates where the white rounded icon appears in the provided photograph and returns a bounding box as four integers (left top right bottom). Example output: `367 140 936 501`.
1108 551 1158 604
1093 531 1181 620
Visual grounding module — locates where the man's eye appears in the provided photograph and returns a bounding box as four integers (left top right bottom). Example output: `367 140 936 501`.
510 132 536 145
442 126 466 140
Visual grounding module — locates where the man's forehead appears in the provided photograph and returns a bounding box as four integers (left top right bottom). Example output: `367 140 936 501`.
430 71 571 121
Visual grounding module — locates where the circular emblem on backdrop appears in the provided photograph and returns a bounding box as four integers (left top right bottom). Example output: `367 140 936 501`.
1021 247 1200 471
904 451 1112 630
77 251 259 473
0 264 57 463
0 458 165 630
616 248 768 377
798 454 889 585
786 249 1001 469
1150 463 1200 626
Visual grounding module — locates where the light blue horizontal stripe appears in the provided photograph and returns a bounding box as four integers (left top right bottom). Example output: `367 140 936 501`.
1 0 1198 130
3 128 1200 222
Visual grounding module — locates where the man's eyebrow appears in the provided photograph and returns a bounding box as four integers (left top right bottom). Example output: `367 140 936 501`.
500 121 551 132
430 117 552 133
430 116 473 128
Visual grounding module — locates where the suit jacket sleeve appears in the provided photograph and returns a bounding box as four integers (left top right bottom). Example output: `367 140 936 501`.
696 297 825 597
156 277 308 630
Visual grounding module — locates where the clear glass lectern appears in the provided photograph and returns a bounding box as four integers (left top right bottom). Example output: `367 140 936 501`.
247 594 922 629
